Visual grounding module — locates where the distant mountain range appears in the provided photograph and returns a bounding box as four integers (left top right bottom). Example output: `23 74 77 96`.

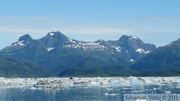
0 31 179 77
0 31 156 76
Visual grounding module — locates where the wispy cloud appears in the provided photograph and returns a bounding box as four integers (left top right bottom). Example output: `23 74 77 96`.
0 24 137 43
0 16 180 49
156 17 180 21
135 17 180 21
0 16 138 48
58 26 136 35
0 16 137 38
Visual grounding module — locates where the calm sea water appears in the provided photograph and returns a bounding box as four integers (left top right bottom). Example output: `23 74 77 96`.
0 84 180 101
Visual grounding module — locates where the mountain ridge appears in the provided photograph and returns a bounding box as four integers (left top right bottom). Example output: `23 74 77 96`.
0 31 156 75
130 37 180 76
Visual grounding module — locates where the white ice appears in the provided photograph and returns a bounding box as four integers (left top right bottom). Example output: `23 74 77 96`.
0 77 179 90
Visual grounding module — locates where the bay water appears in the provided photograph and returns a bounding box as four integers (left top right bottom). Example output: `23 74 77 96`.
0 84 180 101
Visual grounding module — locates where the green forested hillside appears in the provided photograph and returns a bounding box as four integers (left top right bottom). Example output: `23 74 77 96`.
0 57 53 77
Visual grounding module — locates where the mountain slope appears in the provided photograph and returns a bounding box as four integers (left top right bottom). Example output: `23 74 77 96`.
0 31 156 75
0 57 53 77
130 38 180 76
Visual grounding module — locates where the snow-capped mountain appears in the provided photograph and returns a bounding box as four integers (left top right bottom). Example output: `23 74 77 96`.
0 31 156 74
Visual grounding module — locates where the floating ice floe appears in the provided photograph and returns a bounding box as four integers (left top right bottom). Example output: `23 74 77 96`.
0 77 179 90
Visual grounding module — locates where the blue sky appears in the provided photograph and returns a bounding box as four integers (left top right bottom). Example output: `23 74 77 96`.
0 0 180 49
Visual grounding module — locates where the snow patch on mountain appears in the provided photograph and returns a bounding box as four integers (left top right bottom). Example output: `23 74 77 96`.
136 48 150 54
130 59 134 62
63 41 107 51
47 47 54 51
11 40 29 47
129 35 138 40
112 46 121 52
49 32 55 36
68 39 77 44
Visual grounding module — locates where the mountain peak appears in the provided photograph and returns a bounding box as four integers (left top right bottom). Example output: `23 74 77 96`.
119 35 129 41
95 39 105 43
10 34 33 46
41 31 69 47
118 35 139 42
18 34 32 42
118 35 142 46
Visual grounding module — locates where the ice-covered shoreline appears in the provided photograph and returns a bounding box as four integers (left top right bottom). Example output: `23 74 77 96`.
0 77 180 89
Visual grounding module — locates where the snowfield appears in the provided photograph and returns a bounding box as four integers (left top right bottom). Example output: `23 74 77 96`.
0 77 179 90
